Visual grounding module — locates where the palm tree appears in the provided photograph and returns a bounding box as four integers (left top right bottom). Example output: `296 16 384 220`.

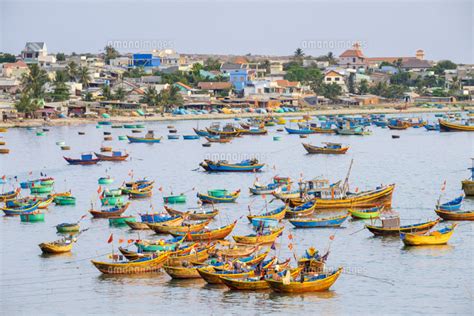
114 87 127 101
66 61 79 81
294 48 305 59
326 52 336 65
51 70 70 101
101 85 112 100
140 86 158 106
78 66 91 88
21 64 49 99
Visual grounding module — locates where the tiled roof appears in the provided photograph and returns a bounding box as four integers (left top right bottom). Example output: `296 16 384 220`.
339 49 365 58
3 61 28 69
198 82 232 90
401 58 432 69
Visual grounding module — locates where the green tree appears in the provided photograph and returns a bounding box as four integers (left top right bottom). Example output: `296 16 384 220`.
21 64 49 99
315 83 342 100
66 61 79 81
51 70 70 101
15 92 42 116
0 53 16 63
84 92 93 101
203 58 221 71
390 71 411 86
101 85 112 100
432 60 457 75
124 67 145 78
358 79 369 95
56 53 66 61
140 86 159 106
114 87 127 101
432 88 448 97
294 48 304 59
348 73 355 94
104 45 119 64
78 66 91 88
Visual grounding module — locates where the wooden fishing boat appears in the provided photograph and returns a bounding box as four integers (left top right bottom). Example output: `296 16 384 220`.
148 220 210 235
298 247 326 273
230 251 270 267
135 236 187 252
94 151 129 161
438 196 463 211
193 128 210 137
247 206 287 222
286 201 316 218
197 190 240 203
266 267 343 293
91 252 169 274
366 218 440 236
289 213 349 228
206 128 240 137
127 135 162 143
128 188 153 199
100 195 124 206
121 180 154 194
141 214 183 227
251 217 279 229
173 222 237 241
109 215 136 226
166 244 216 267
236 128 268 135
163 194 186 204
462 180 474 196
285 127 315 135
2 201 40 216
98 176 114 185
183 135 200 140
220 267 302 291
439 119 474 132
214 244 260 259
145 217 186 233
100 146 112 152
0 148 10 154
349 206 382 219
20 211 45 222
302 142 349 155
39 238 75 254
30 184 53 194
163 264 203 279
204 136 232 143
89 202 130 218
54 195 76 205
387 124 409 130
56 223 80 233
0 190 19 202
401 224 457 246
197 266 254 285
434 209 474 221
64 153 100 165
232 227 284 244
200 159 265 172
124 221 150 230
164 205 219 220
309 126 336 134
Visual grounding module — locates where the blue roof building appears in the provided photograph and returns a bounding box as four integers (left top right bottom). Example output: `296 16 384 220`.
229 69 249 91
132 54 161 68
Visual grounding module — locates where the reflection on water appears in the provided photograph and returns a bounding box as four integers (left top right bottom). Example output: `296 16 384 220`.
0 114 473 314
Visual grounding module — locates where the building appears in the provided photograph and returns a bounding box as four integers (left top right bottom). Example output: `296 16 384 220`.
338 43 366 69
131 53 161 68
324 69 346 86
1 61 29 78
197 82 232 96
229 69 250 91
21 42 56 65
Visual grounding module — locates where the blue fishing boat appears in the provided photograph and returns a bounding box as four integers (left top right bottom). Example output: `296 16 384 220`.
200 159 264 172
193 128 210 137
183 135 200 140
247 206 287 222
139 213 181 223
251 218 279 229
289 213 349 228
438 196 463 211
424 124 440 131
285 127 315 135
167 135 180 140
2 201 40 216
127 135 162 143
286 200 316 218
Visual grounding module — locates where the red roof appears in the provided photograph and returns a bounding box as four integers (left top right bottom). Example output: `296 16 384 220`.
4 61 28 69
198 82 232 90
339 49 365 58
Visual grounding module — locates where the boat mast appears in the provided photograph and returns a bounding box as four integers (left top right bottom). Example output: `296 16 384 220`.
342 159 354 194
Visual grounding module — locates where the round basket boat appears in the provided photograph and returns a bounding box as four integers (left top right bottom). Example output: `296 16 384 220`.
56 223 80 233
20 212 45 222
98 177 114 185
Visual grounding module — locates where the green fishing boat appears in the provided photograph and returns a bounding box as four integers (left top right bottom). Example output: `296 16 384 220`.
112 125 123 128
349 206 382 219
208 189 228 198
103 189 122 197
20 212 45 222
40 179 55 186
36 131 46 136
30 185 53 194
108 216 136 226
124 124 137 129
98 177 114 185
54 196 76 206
56 223 80 233
118 135 127 140
101 195 124 206
136 124 146 129
163 194 187 204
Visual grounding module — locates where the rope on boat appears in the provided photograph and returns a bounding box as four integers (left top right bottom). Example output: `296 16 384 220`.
342 270 395 286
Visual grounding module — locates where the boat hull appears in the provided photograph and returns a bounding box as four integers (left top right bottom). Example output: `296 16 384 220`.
461 180 474 196
266 268 342 293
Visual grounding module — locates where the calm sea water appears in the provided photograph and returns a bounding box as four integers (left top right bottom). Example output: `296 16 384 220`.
0 114 473 315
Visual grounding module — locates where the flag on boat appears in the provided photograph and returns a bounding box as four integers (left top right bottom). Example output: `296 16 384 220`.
107 233 113 243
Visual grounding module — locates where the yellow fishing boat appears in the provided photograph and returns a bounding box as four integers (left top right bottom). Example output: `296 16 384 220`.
166 244 216 267
197 266 254 284
220 267 302 291
163 264 205 279
39 239 75 254
401 224 457 246
232 227 284 244
91 252 169 274
439 119 474 132
266 267 343 293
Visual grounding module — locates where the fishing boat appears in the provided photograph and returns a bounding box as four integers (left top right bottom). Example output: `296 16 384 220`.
251 218 279 229
206 127 240 137
64 153 100 165
164 205 219 220
236 128 268 135
366 217 440 236
204 136 232 143
434 208 474 221
100 146 112 152
173 222 237 241
0 190 19 202
214 244 260 259
163 264 205 279
163 194 186 204
349 206 383 219
39 237 75 254
193 128 210 137
30 184 53 194
197 266 255 285
249 176 291 195
54 195 76 205
438 196 463 211
232 227 284 244
197 190 240 203
247 206 287 222
335 126 365 135
462 160 474 196
100 194 124 206
109 215 136 226
2 201 39 216
285 201 316 218
148 219 209 235
298 247 327 273
91 252 170 274
439 119 474 132
0 148 10 154
302 142 349 154
266 267 343 293
400 224 457 246
183 134 200 140
20 211 45 222
128 187 153 199
94 151 129 161
289 213 349 228
98 176 114 185
166 244 216 267
127 134 162 143
424 123 440 131
200 159 265 172
89 203 130 218
135 236 186 252
220 267 302 291
284 127 315 135
121 180 154 194
56 223 80 233
387 122 409 130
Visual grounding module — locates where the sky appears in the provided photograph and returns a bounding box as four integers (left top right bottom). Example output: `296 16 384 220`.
1 0 472 63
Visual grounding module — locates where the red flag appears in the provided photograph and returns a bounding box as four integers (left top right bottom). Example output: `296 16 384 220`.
355 187 359 193
261 194 266 199
97 186 102 194
288 243 293 250
118 239 124 244
158 187 163 192
127 239 134 244
1 175 5 180
441 180 447 192
329 235 335 241
80 214 87 220
288 233 293 240
107 233 113 243
29 171 33 175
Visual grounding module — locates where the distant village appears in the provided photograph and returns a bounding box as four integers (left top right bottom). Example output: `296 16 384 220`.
0 42 473 120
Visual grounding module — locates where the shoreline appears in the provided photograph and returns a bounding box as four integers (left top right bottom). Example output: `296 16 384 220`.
0 105 471 128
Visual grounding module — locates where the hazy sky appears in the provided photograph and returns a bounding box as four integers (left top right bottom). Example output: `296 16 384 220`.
1 0 472 63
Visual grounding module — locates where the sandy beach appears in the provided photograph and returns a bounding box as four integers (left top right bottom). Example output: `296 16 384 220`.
0 104 471 128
